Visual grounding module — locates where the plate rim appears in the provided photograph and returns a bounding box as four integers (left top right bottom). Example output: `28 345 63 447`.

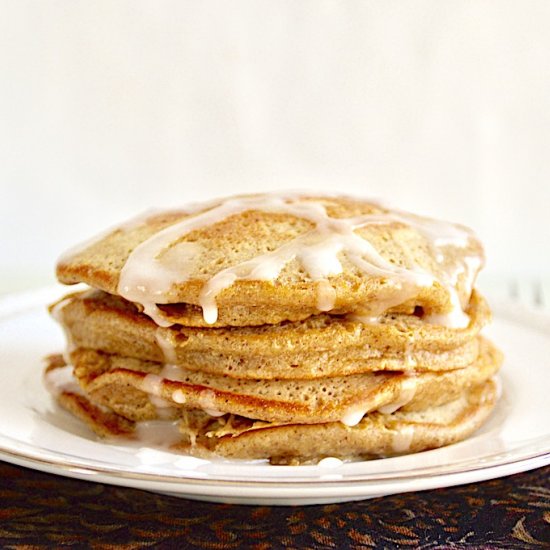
0 434 548 486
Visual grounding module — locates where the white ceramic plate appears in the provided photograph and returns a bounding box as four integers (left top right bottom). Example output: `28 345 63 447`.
0 287 548 506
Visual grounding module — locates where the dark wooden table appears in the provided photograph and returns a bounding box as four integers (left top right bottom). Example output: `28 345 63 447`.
0 462 548 548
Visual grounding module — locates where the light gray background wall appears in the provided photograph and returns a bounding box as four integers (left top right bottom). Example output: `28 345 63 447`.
1 1 549 292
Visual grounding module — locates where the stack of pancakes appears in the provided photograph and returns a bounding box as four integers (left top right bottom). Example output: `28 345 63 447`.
46 194 502 464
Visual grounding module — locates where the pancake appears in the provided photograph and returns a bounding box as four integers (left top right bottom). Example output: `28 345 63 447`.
44 355 134 439
45 354 497 464
46 192 501 464
56 194 484 328
61 337 501 425
51 288 489 379
180 380 498 463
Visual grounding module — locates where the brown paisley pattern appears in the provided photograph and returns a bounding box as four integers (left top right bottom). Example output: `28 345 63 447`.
0 462 548 548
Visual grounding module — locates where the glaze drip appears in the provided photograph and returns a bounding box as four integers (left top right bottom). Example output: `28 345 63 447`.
378 375 418 414
155 328 178 364
50 297 78 365
391 425 415 453
142 365 227 418
44 364 82 397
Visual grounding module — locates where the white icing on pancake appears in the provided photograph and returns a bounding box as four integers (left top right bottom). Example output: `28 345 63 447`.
113 194 479 326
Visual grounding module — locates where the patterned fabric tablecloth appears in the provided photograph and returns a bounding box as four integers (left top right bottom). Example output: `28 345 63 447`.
0 462 548 548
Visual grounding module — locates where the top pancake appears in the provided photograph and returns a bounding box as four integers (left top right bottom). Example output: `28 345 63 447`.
57 193 484 327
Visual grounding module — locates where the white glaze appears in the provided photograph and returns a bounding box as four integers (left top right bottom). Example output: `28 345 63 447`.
150 396 174 419
141 374 173 418
460 255 483 306
171 389 187 404
340 406 369 427
347 279 420 323
424 254 481 328
378 376 418 414
318 457 344 468
114 194 480 326
58 208 165 265
142 366 226 418
392 425 415 453
44 364 82 397
390 210 475 249
316 279 336 312
198 389 225 417
425 290 470 329
134 420 183 448
155 328 178 364
159 363 186 381
141 373 164 396
50 297 76 365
